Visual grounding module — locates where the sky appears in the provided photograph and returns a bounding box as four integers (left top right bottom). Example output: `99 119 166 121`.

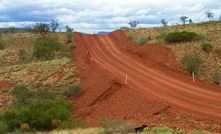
0 0 221 33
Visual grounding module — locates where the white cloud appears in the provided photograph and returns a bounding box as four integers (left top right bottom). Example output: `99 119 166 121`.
1 0 221 33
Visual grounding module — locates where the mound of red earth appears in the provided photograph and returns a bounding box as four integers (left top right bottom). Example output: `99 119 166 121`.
71 30 221 132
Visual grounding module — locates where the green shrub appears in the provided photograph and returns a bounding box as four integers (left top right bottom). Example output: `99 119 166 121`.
57 118 84 130
202 43 213 52
23 56 33 64
1 109 21 132
164 31 198 43
11 85 35 107
35 89 57 100
0 40 7 50
198 34 206 43
19 98 72 130
156 30 168 39
33 36 61 60
1 88 9 93
154 126 174 134
18 49 28 60
99 118 134 134
211 71 221 85
214 48 221 57
138 36 150 45
62 83 82 98
127 34 137 43
0 121 9 134
181 53 203 75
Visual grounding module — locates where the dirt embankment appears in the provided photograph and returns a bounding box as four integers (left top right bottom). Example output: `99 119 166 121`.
71 31 221 133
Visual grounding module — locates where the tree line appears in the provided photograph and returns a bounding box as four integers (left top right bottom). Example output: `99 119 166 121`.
127 10 221 28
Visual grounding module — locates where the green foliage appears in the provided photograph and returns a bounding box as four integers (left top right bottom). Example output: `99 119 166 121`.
1 88 9 93
18 49 28 60
56 118 84 130
33 36 61 60
65 25 73 44
33 23 50 36
127 34 137 43
138 36 150 45
0 39 7 50
50 19 59 33
201 43 213 52
157 30 168 39
0 121 9 134
211 71 221 85
154 126 174 134
181 53 203 75
0 109 21 132
0 98 73 132
198 34 206 43
214 48 221 57
62 83 82 98
99 118 134 134
11 85 35 107
164 31 198 43
19 98 72 130
35 88 57 100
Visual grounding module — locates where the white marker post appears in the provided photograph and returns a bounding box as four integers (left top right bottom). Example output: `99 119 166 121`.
125 74 128 85
192 72 195 82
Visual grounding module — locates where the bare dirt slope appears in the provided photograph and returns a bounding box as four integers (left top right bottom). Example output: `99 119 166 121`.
72 31 221 132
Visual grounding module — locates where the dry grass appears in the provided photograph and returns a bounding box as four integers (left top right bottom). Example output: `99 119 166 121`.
124 21 221 81
35 128 104 134
0 57 80 111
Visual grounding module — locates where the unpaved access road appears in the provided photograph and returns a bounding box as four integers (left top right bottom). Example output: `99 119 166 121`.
78 32 221 121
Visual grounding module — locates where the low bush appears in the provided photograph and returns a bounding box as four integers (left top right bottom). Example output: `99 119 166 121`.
211 71 221 85
62 83 82 98
214 48 221 57
0 98 73 132
100 118 134 134
127 34 137 43
164 31 198 43
19 98 72 130
0 109 20 132
0 121 9 134
11 85 35 107
32 36 61 60
138 36 150 45
56 118 84 130
202 43 213 52
0 40 7 50
181 53 203 75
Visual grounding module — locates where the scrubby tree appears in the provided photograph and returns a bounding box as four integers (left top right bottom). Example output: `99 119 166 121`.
129 20 139 28
189 19 193 24
161 19 168 26
34 23 50 36
219 14 221 21
180 16 188 26
50 19 59 33
181 52 203 75
33 36 61 60
204 10 214 21
9 27 15 33
65 25 74 43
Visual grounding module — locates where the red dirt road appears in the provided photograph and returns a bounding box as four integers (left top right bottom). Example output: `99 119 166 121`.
72 31 221 132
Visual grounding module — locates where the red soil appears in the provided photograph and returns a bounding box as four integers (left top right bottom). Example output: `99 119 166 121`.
71 30 221 132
